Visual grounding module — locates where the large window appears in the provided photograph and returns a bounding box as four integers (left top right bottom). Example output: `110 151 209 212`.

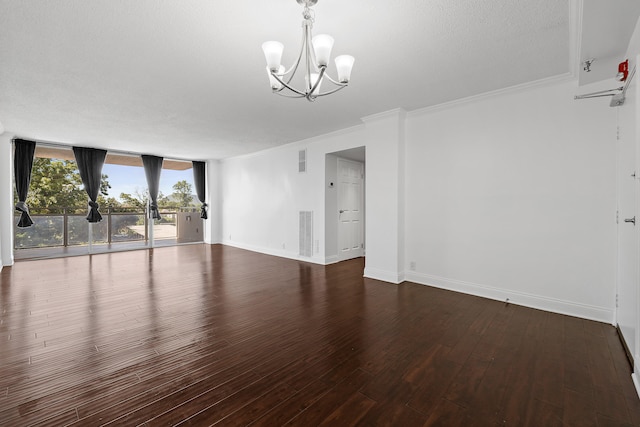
14 145 202 255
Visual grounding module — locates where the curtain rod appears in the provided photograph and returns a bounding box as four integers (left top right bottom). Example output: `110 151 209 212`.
11 137 206 163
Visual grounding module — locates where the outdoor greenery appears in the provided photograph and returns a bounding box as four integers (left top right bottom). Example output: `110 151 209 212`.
14 158 197 249
23 158 110 214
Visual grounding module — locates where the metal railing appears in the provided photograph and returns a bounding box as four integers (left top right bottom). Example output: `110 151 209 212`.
13 207 197 250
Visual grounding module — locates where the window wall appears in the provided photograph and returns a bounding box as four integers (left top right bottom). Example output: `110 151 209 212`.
13 145 202 256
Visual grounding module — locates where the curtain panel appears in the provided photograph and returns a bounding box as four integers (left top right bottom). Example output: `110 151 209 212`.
141 155 163 220
13 139 37 228
73 146 107 223
192 161 208 219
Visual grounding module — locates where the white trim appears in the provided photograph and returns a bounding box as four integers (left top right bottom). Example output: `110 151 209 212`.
632 372 640 400
222 240 326 265
404 271 614 324
324 255 339 264
361 108 407 124
13 137 202 163
364 267 403 284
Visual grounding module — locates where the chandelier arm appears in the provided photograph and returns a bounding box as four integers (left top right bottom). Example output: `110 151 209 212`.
275 91 307 98
305 22 314 91
270 71 309 96
321 73 348 86
281 26 308 85
308 66 327 95
282 54 302 86
306 25 320 71
313 84 348 97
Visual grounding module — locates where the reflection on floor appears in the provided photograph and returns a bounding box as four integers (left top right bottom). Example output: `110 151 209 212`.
13 239 203 261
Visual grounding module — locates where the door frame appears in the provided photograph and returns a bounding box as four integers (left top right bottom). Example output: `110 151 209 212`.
324 148 366 264
614 55 640 393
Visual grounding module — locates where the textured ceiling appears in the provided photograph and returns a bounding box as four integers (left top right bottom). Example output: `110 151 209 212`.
0 0 628 160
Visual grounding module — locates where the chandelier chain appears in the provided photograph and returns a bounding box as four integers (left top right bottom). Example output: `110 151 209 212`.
302 6 315 23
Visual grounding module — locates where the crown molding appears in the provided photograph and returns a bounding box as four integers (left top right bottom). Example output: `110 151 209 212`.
407 72 575 118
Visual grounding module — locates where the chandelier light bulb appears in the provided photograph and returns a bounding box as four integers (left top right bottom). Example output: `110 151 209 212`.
262 41 284 72
312 34 334 67
335 55 355 83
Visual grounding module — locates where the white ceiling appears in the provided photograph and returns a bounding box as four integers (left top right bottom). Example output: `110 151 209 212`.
0 1 636 160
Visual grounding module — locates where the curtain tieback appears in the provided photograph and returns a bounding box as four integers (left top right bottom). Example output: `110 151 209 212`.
149 203 161 220
86 200 102 223
15 201 29 214
15 201 34 228
200 203 208 220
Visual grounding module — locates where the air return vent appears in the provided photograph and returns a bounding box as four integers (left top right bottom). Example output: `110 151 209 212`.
298 149 307 173
299 211 313 257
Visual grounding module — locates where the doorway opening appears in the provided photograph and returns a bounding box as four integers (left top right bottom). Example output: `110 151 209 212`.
324 147 365 263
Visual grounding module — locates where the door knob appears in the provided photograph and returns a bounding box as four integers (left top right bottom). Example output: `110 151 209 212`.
339 210 345 214
625 216 636 225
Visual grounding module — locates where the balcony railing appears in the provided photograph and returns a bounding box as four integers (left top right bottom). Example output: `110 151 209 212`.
14 207 201 250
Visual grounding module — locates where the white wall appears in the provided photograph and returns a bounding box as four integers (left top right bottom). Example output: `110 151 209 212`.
362 110 406 283
404 79 617 322
220 126 365 264
217 78 617 322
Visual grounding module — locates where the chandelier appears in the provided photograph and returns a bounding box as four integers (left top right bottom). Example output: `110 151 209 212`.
261 0 354 101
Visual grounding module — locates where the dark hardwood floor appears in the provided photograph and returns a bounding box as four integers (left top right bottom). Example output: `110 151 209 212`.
1 244 639 426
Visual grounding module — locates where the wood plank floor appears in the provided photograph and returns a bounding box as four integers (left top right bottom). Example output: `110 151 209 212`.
1 244 639 426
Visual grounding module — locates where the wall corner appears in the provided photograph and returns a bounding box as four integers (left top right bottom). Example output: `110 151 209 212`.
362 109 407 282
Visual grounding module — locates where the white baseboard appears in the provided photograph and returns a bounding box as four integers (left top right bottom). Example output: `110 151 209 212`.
364 267 403 284
213 243 613 323
404 271 613 324
1 251 13 267
221 240 326 265
633 372 640 400
324 255 339 264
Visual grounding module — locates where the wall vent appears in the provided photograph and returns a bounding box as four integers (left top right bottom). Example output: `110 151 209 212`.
299 211 313 257
298 149 307 173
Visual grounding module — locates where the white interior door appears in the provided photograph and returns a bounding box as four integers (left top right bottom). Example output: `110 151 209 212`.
338 158 364 261
616 63 639 367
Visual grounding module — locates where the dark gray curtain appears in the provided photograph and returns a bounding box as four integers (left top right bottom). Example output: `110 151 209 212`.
13 139 36 228
73 146 107 223
192 161 208 219
141 155 163 220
